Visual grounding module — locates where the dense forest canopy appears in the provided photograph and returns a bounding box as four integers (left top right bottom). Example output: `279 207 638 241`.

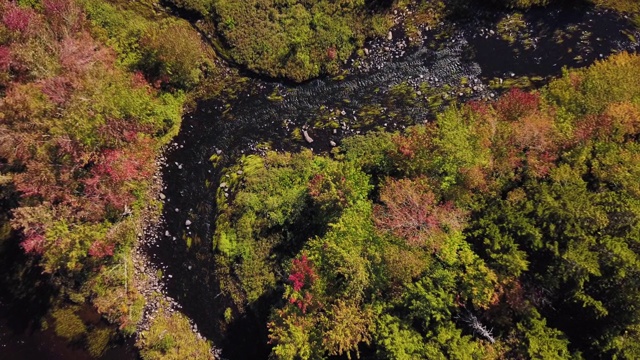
214 53 640 359
0 0 640 358
204 0 398 81
167 0 640 81
0 0 214 357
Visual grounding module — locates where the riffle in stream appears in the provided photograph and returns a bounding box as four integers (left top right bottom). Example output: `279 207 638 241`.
144 5 640 359
134 5 640 359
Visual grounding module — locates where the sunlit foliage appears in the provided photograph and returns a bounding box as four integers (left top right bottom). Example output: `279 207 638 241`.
0 0 208 355
207 0 373 81
214 53 640 359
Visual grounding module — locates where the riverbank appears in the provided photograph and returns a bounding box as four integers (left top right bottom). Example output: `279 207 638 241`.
1 0 639 358
131 142 219 359
146 3 640 358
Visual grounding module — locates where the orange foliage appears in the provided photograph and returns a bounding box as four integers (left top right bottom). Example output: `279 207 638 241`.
59 33 103 73
495 88 541 121
84 136 155 211
389 125 437 177
42 0 83 35
0 45 11 71
473 89 560 179
374 177 466 249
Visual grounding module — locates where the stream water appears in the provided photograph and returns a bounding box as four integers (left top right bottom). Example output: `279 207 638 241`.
1 3 639 360
150 4 640 360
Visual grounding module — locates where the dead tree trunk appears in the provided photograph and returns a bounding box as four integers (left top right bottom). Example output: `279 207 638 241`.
459 310 495 343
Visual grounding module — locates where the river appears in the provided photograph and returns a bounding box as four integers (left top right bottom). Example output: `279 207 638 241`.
151 4 640 359
1 2 638 359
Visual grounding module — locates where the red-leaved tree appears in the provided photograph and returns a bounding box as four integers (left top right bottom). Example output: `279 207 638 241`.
21 230 46 254
88 240 115 258
2 4 34 33
43 0 82 35
84 136 155 212
374 177 466 249
0 45 11 71
389 125 437 176
287 254 318 313
495 88 540 122
41 76 73 104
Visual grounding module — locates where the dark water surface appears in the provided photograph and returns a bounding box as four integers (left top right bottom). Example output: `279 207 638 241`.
152 5 639 360
1 3 639 360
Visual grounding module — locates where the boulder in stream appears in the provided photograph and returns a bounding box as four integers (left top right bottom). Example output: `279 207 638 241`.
302 130 314 143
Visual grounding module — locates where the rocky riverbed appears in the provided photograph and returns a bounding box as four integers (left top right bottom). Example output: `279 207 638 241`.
134 3 640 359
132 142 220 358
148 5 640 359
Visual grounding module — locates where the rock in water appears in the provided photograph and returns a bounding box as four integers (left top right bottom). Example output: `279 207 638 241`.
302 130 314 143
